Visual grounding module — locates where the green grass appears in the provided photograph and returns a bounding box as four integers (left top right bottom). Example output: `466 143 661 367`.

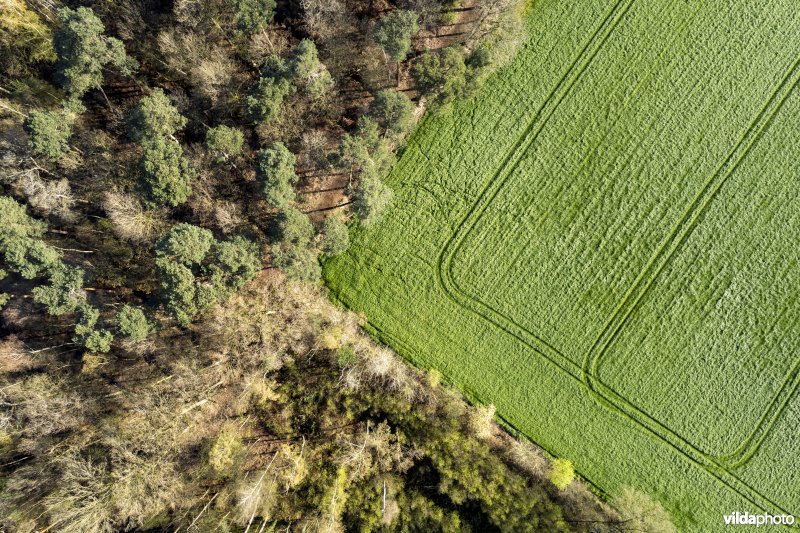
324 0 800 529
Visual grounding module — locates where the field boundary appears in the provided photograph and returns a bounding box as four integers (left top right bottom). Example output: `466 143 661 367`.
433 0 800 519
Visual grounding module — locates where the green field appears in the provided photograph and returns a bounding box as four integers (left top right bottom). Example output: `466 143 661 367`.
324 0 800 528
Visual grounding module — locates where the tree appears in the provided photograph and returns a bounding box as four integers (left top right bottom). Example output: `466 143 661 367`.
207 426 245 478
127 88 187 141
206 125 244 163
369 90 415 138
139 137 195 207
53 7 134 96
234 0 277 36
256 142 298 208
290 39 322 80
212 236 262 290
373 10 419 62
272 245 321 282
0 196 61 279
246 75 291 123
321 217 349 256
23 108 75 160
155 223 215 265
277 206 313 247
289 39 334 97
352 170 393 227
116 305 152 342
73 304 114 353
31 264 86 315
614 487 677 533
155 258 198 326
2 235 61 279
0 0 56 74
338 117 395 181
548 459 574 490
0 196 47 240
412 46 468 109
21 175 76 221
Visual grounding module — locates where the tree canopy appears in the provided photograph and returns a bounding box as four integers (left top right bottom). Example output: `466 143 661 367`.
412 46 470 109
321 217 350 256
127 88 187 141
246 75 291 124
31 263 86 316
256 142 298 208
234 0 277 36
206 125 244 163
139 137 195 207
116 305 153 342
369 89 415 138
23 108 76 161
352 170 393 227
373 10 419 62
53 7 134 96
156 223 215 265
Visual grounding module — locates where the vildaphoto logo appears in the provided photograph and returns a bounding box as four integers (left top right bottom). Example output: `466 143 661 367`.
723 511 795 527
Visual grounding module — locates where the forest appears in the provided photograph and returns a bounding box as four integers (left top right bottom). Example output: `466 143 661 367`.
0 0 674 530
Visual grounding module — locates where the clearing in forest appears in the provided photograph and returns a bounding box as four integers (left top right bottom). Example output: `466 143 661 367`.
324 0 800 528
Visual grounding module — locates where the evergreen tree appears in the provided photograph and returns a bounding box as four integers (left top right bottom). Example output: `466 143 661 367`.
127 88 187 141
155 223 215 266
155 258 198 327
321 217 349 256
31 263 86 315
234 0 277 36
139 137 195 207
206 125 244 163
246 76 291 124
289 39 334 97
256 142 298 208
412 46 469 109
272 245 321 282
277 206 313 247
23 107 76 160
116 305 152 342
53 7 134 96
2 236 61 279
369 90 415 138
352 170 393 227
212 236 262 290
73 304 114 353
373 10 419 62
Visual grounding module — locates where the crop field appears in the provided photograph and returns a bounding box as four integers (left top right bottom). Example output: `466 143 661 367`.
324 0 800 528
